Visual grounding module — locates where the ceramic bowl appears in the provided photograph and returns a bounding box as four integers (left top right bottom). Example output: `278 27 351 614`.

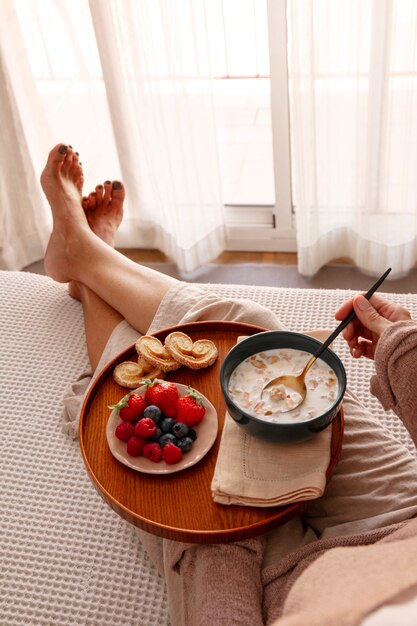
220 330 346 443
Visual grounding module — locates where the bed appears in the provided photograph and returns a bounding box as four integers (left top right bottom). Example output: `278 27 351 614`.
1 270 416 625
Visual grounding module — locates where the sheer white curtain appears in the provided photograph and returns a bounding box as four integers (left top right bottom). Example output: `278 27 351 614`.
0 0 51 270
89 0 226 272
4 0 417 277
288 0 417 278
0 0 225 273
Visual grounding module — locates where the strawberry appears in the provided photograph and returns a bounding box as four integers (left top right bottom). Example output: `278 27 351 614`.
176 389 206 427
115 421 135 442
162 442 183 465
144 379 178 418
109 391 146 423
126 435 145 457
135 418 157 439
143 442 163 463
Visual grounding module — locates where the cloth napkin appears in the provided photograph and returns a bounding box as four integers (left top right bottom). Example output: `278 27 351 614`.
211 413 332 507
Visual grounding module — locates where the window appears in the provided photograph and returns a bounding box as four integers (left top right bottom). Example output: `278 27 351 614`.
15 0 294 251
207 0 294 251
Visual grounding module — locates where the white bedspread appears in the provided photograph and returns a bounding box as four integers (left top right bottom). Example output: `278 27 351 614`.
1 270 415 626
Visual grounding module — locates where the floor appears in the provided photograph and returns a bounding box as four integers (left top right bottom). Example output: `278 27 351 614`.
24 251 417 294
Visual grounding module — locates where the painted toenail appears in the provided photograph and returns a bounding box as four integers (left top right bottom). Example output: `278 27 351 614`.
97 185 103 189
112 181 122 190
75 152 79 156
69 145 73 149
104 180 111 185
58 145 68 154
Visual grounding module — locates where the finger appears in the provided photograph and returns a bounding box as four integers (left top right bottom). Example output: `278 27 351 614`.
358 338 374 360
342 318 362 342
367 293 392 311
353 295 391 336
335 299 354 321
351 345 363 359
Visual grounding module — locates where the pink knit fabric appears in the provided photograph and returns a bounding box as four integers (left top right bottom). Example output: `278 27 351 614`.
265 320 417 625
165 316 417 626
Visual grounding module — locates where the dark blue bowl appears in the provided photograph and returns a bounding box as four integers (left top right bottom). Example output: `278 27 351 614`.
220 330 346 443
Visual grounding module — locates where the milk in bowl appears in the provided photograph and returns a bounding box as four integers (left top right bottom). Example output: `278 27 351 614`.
228 347 339 423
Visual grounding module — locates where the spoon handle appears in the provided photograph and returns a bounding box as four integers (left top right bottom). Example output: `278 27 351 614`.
311 267 392 361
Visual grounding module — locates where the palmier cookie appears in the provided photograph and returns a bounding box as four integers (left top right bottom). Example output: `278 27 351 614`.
135 335 181 372
136 354 167 376
164 331 218 369
113 360 165 389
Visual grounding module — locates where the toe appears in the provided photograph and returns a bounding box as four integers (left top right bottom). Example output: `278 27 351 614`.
81 196 89 211
42 144 69 176
40 144 72 192
69 151 80 175
70 153 83 193
88 191 97 210
75 172 84 194
95 184 104 204
61 147 75 176
103 180 112 205
110 180 125 205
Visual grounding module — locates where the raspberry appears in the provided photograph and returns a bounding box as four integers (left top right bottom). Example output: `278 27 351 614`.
115 421 135 442
162 443 183 465
143 442 163 463
126 435 145 457
135 417 157 439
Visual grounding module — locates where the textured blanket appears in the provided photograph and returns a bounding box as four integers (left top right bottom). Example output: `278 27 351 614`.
1 270 416 626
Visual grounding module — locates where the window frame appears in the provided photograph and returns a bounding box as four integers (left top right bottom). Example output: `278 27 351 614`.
224 0 296 252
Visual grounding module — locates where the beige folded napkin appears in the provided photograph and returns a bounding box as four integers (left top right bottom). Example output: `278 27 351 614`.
211 414 331 507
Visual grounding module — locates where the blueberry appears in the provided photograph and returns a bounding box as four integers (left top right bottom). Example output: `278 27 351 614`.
158 433 177 447
143 405 162 424
176 437 194 453
172 422 189 438
188 428 197 441
161 417 176 433
151 427 162 441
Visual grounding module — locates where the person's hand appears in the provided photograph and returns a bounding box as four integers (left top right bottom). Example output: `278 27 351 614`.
335 293 411 360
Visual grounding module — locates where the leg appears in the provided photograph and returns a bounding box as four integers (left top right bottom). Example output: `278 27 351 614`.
165 539 265 626
304 390 417 537
77 285 124 370
43 144 272 626
76 176 129 369
41 144 176 335
50 148 131 369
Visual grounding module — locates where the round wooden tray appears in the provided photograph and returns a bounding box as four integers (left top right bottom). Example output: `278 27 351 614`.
79 321 344 544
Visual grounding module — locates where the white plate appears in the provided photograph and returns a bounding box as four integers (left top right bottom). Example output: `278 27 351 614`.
106 382 218 474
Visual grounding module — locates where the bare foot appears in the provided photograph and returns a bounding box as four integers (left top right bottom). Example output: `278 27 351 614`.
81 180 125 247
41 144 89 283
69 180 125 300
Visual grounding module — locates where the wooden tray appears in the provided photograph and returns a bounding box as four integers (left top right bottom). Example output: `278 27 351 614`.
79 321 344 544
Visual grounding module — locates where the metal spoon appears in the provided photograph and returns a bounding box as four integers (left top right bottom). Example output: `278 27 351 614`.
261 267 392 412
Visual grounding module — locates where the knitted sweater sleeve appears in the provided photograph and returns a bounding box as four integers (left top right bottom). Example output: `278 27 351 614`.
371 320 417 447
